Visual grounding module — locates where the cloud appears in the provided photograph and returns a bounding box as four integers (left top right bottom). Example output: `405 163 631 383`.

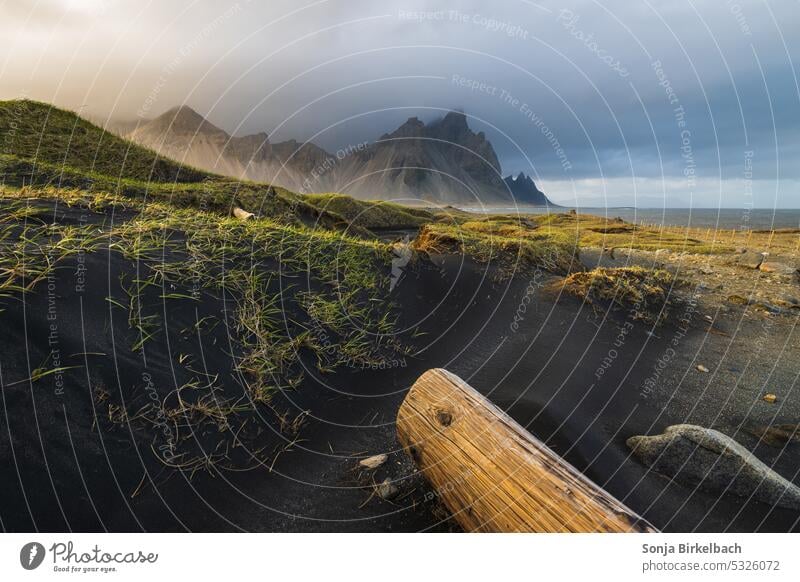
0 0 798 206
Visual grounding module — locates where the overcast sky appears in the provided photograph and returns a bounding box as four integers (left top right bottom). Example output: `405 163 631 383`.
2 0 798 207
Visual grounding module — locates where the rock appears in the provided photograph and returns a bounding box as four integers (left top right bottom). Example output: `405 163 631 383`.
696 364 709 373
755 302 783 315
359 453 388 470
233 207 254 220
781 295 800 306
763 393 778 404
748 424 800 447
759 262 797 275
699 266 714 275
737 250 767 269
627 424 800 510
376 478 399 500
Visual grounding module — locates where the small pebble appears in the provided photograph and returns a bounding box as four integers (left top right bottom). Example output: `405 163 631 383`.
763 393 778 404
359 454 388 470
697 364 709 373
376 478 399 500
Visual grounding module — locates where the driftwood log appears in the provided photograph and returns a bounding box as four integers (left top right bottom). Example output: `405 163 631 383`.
396 369 656 532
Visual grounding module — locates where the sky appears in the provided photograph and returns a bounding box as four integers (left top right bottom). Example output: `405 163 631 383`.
1 0 799 207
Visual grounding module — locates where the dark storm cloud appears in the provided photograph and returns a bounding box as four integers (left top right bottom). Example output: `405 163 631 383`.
1 0 798 206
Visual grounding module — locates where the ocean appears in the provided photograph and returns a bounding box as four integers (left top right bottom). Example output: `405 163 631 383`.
458 207 800 230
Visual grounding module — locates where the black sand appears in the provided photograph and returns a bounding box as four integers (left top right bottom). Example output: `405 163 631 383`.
1 200 799 532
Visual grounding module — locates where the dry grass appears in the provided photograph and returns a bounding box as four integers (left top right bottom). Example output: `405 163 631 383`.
563 266 684 324
412 219 580 275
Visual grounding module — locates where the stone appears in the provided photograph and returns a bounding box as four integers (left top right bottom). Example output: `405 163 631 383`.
781 295 800 306
376 478 399 500
233 207 254 220
737 251 767 269
359 454 388 470
627 424 800 509
696 364 709 373
763 393 777 404
759 262 797 275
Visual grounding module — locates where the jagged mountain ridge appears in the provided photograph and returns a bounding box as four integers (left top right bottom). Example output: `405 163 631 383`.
503 172 552 206
126 106 555 205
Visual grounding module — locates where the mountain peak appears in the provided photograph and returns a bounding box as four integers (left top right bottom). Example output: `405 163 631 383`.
503 173 554 206
154 105 226 136
428 110 470 140
383 116 426 139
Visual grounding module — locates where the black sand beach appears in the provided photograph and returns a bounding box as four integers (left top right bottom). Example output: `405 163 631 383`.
2 198 799 532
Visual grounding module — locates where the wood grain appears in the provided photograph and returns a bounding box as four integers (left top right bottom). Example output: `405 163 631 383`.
397 368 657 533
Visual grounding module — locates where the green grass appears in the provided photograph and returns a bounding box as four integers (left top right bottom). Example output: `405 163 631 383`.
0 187 406 474
302 193 434 230
0 99 207 183
532 211 733 254
412 218 580 275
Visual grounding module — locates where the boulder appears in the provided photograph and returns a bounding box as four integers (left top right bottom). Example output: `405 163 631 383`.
627 424 800 510
759 262 797 275
737 251 767 269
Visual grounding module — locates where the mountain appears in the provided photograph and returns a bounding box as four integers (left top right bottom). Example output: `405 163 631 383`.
332 111 510 204
125 106 555 205
127 106 329 191
503 172 555 206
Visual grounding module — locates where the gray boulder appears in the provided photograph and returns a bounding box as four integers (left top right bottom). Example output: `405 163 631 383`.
627 424 800 510
737 250 767 269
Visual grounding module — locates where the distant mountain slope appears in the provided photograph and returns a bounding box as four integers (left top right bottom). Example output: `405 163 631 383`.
125 106 556 205
0 100 206 183
503 172 556 206
127 106 327 191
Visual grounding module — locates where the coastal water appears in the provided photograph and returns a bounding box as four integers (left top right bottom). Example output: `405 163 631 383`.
460 207 800 230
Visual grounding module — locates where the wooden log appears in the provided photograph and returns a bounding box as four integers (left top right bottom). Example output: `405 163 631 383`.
397 369 657 533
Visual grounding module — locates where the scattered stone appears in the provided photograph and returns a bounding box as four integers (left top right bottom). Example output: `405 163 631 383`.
233 207 255 220
359 454 388 470
754 302 783 315
376 478 399 500
748 424 800 447
759 262 797 275
627 424 800 510
696 364 709 373
737 250 767 269
780 295 800 307
763 393 778 404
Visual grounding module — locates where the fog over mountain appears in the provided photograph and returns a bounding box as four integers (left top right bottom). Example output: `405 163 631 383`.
128 105 555 204
1 1 799 206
